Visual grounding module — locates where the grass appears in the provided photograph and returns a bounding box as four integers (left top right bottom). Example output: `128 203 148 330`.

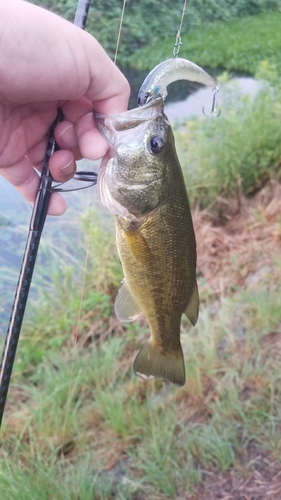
1 192 281 498
1 141 281 497
129 11 281 76
1 16 281 496
173 68 281 209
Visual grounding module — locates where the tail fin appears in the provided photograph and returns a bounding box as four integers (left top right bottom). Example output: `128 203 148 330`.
133 341 186 387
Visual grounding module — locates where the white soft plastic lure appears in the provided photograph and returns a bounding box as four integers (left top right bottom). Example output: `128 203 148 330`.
138 57 217 105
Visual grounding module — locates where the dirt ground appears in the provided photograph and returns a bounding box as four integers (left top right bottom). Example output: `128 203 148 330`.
190 447 281 500
193 179 281 295
188 180 281 500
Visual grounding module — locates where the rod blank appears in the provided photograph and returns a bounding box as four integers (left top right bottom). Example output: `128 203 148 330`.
0 0 91 427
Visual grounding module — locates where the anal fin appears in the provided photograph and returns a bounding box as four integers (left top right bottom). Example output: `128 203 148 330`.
184 280 199 326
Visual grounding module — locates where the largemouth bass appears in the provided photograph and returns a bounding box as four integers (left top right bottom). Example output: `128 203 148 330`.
96 98 199 386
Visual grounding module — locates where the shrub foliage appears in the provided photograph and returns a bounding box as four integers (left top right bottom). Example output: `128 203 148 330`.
30 0 281 63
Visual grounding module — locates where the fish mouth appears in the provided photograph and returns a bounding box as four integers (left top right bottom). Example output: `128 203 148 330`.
95 97 165 145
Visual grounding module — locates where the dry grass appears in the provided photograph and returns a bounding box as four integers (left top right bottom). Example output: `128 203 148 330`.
1 182 281 499
190 452 281 500
194 179 281 295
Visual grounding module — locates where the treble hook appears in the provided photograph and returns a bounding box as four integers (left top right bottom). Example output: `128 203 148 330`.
202 86 220 117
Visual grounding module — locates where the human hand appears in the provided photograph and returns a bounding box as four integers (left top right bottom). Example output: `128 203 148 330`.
0 0 130 215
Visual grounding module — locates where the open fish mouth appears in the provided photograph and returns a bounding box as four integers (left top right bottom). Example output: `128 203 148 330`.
95 97 165 148
113 97 164 130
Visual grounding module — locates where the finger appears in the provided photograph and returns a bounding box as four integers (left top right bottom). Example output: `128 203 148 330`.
26 135 81 176
59 40 130 116
75 113 108 159
82 36 131 114
53 122 83 162
0 157 66 216
49 149 77 182
48 192 67 216
0 157 40 202
2 4 130 111
55 121 78 149
61 97 93 123
54 121 84 159
25 136 49 170
55 113 108 160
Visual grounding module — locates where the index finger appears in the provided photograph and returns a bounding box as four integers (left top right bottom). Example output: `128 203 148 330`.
81 32 130 115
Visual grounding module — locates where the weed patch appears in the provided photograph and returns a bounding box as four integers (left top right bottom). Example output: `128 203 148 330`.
129 12 281 76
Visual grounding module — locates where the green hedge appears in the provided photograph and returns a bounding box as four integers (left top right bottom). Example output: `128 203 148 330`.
29 1 281 63
129 12 281 75
175 68 281 208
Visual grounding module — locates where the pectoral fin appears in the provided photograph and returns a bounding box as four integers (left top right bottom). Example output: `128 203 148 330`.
115 280 142 322
184 280 199 326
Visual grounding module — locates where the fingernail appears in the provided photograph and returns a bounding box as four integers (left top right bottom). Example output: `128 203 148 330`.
58 124 77 147
61 158 75 176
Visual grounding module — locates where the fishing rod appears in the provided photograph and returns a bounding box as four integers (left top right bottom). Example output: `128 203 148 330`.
0 0 94 428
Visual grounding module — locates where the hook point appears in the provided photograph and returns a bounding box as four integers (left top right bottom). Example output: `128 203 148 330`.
202 86 220 117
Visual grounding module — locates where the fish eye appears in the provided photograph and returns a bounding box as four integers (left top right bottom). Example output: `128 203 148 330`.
138 91 152 106
148 135 165 154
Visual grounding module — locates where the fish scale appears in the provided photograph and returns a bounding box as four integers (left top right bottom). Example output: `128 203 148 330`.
96 97 199 386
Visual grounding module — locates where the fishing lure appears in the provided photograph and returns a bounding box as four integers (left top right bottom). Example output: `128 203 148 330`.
138 57 217 105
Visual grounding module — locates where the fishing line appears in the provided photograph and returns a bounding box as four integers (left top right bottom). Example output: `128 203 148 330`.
57 0 97 461
173 0 220 115
59 207 95 465
114 0 127 64
173 0 188 57
52 0 128 191
61 0 129 455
